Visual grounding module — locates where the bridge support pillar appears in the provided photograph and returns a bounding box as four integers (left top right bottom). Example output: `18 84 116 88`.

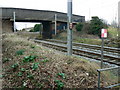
2 20 13 33
42 21 52 39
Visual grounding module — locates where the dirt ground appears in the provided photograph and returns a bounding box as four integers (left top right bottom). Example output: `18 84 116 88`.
2 33 118 89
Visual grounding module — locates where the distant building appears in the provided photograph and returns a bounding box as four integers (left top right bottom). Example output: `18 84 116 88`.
118 1 120 27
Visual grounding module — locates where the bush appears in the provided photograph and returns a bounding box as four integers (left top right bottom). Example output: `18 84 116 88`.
88 16 108 37
34 24 41 32
81 22 90 33
76 23 83 32
30 24 42 32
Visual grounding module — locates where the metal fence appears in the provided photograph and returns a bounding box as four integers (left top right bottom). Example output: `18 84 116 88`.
97 66 120 89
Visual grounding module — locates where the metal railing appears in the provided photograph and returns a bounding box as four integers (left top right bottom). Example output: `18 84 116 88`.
97 66 120 89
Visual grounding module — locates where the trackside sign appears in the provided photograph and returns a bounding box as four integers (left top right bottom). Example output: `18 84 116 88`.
101 29 107 38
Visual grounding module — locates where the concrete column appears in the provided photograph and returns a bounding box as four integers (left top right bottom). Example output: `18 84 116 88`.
2 20 13 33
42 21 52 39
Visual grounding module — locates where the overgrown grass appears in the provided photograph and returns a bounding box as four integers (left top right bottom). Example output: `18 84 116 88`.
54 31 101 45
107 26 119 39
16 31 40 39
53 28 119 47
2 33 119 88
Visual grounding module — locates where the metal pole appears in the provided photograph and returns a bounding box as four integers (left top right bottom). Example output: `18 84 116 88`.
13 12 16 32
67 0 72 55
55 14 57 35
98 71 101 89
101 38 104 69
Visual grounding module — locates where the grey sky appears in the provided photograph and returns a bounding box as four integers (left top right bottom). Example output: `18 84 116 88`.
0 0 119 29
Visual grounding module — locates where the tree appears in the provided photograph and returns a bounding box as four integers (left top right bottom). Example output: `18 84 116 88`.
76 23 84 32
88 16 107 37
81 22 90 33
34 24 41 32
30 24 41 32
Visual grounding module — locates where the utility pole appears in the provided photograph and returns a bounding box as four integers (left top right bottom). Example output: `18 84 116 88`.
67 0 73 55
13 12 16 32
55 14 57 35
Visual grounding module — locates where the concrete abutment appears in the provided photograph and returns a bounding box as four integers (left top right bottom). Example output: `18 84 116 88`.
42 21 52 39
2 20 13 33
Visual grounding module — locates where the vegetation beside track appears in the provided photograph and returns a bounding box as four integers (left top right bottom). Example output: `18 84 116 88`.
52 26 120 48
2 33 118 88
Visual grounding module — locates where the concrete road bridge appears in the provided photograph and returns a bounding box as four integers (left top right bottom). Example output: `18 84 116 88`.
0 7 85 38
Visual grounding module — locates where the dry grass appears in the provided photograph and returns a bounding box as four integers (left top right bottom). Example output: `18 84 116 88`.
108 27 119 39
2 33 118 88
16 31 40 39
54 31 101 45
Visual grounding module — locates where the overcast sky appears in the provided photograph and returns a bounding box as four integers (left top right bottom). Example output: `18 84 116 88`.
0 0 120 29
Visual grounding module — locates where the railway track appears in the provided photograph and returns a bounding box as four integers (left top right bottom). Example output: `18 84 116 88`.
34 39 120 66
45 39 120 55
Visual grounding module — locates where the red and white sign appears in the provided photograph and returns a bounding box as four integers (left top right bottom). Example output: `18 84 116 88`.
101 29 107 38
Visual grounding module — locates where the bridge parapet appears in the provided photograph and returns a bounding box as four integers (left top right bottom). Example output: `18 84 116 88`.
1 7 85 38
1 7 85 23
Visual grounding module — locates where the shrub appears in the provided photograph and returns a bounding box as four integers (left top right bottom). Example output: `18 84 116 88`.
11 63 19 70
23 55 37 62
54 80 64 89
16 49 25 55
30 24 42 32
88 16 108 37
76 23 84 32
31 63 39 70
3 58 11 63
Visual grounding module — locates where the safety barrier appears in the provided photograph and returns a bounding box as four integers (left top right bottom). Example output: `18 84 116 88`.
97 66 120 89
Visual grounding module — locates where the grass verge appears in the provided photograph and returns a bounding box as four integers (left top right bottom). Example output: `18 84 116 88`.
2 33 118 88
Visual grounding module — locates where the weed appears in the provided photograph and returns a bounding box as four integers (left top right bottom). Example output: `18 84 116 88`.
36 83 43 88
30 45 35 49
31 63 39 70
27 73 34 79
41 59 49 63
54 80 64 89
20 68 26 72
23 55 37 62
42 56 47 59
0 75 3 78
3 58 11 63
57 73 66 79
11 63 19 69
30 51 35 54
16 49 25 55
17 72 23 77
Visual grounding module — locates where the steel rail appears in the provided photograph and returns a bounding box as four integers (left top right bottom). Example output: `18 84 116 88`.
34 39 120 66
44 39 120 54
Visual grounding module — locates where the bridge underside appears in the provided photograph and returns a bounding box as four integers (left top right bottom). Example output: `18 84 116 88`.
1 7 85 39
2 19 67 39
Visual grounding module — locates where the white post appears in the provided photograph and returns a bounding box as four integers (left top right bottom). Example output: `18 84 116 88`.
55 14 57 35
13 12 16 32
